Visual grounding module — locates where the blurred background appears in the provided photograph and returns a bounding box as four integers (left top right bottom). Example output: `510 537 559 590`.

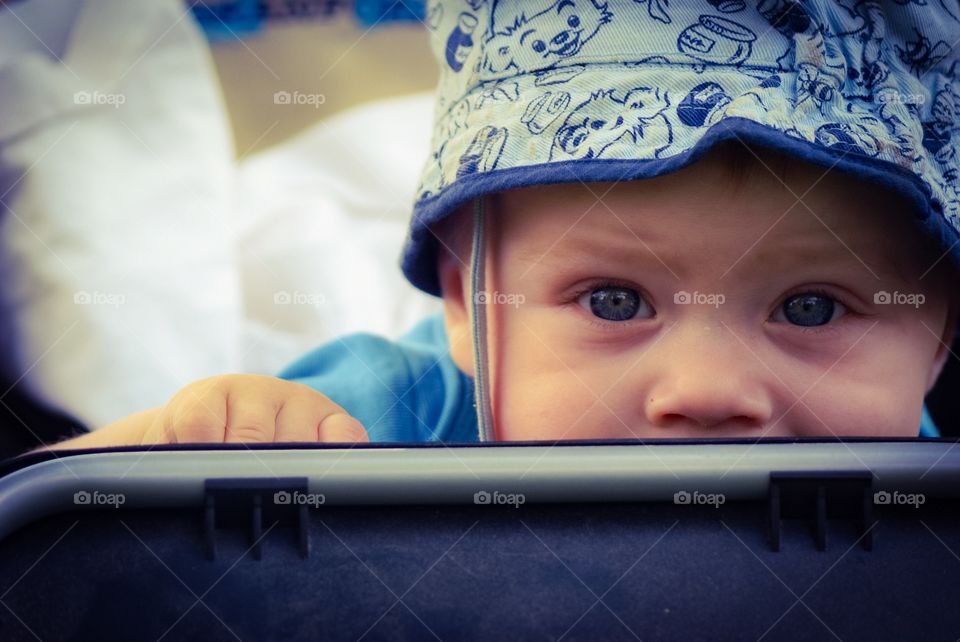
208 4 437 154
0 0 449 455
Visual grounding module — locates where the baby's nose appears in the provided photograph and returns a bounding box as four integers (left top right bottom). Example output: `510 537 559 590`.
644 334 772 433
646 387 770 433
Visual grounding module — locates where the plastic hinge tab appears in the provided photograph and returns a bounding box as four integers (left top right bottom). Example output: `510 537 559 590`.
766 470 874 553
204 477 311 561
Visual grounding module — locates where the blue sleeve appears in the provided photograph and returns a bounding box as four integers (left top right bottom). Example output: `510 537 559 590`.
275 314 478 443
919 403 941 438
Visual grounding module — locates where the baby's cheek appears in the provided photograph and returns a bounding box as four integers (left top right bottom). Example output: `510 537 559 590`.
798 371 927 437
496 373 592 440
495 344 650 440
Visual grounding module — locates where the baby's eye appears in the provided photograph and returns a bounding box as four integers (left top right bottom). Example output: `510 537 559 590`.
773 292 845 327
577 286 652 322
567 14 580 27
532 39 546 53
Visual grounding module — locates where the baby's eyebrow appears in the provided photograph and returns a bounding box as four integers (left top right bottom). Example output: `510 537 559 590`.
518 231 912 287
513 232 661 269
736 237 923 286
742 241 856 269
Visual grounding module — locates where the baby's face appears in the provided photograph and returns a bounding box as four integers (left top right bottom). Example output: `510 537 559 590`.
441 148 955 439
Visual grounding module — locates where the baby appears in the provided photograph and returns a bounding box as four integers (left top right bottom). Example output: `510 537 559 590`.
47 0 959 448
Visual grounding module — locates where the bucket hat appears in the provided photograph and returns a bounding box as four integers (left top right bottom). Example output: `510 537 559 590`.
402 0 960 296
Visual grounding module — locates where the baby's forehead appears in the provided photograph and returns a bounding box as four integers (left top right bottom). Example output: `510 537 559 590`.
490 173 933 283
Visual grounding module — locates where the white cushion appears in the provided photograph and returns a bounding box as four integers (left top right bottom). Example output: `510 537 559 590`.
0 0 240 430
234 91 442 377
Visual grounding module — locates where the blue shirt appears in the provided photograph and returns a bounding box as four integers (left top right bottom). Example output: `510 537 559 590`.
276 313 479 442
276 313 941 441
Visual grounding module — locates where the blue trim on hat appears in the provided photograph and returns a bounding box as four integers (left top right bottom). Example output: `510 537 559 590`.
403 117 960 297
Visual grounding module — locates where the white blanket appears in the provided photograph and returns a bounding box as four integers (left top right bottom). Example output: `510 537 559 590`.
0 0 438 432
234 92 441 378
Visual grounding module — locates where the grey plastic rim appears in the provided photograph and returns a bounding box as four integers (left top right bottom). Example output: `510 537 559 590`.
0 442 957 543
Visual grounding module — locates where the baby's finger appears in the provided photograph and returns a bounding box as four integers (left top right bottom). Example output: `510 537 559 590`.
140 409 169 445
273 394 344 442
224 395 277 443
318 413 369 443
165 383 229 443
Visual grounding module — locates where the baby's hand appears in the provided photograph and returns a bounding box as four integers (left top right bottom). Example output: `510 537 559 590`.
141 375 369 445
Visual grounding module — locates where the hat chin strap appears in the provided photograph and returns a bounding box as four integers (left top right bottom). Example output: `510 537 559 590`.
470 196 496 441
